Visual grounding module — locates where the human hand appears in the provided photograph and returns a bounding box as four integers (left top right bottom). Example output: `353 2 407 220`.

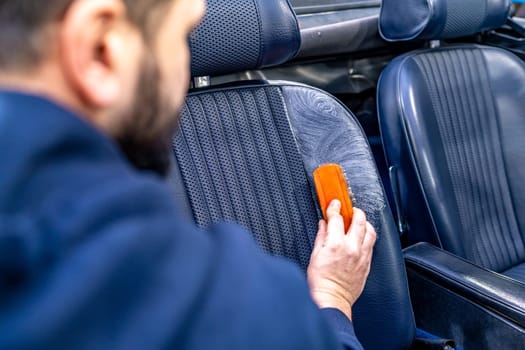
307 200 377 320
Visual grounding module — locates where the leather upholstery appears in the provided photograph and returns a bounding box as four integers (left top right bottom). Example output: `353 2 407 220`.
503 263 525 282
379 0 510 41
189 0 301 77
405 243 525 327
177 0 417 348
173 81 416 350
174 85 318 271
282 85 415 349
406 260 525 349
378 45 525 274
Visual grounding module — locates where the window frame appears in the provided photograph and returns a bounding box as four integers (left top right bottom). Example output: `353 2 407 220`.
291 0 381 15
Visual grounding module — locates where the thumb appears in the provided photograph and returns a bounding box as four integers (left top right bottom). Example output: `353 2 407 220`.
326 199 344 240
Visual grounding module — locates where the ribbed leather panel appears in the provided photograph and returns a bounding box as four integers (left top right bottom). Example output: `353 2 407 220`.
174 86 318 271
413 48 525 272
503 263 525 284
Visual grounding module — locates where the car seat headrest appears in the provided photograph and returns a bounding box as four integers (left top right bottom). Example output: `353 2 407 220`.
190 0 301 78
379 0 511 42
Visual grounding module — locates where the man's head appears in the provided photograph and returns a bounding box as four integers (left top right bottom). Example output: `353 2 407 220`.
0 0 206 175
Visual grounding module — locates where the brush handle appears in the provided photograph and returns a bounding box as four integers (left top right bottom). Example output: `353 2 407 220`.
313 164 354 233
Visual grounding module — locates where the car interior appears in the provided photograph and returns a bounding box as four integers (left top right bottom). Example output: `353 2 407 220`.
169 0 525 349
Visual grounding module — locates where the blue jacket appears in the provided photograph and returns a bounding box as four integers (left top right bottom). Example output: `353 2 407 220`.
0 91 363 350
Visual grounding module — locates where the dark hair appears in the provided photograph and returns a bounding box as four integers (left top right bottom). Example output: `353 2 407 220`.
0 0 171 70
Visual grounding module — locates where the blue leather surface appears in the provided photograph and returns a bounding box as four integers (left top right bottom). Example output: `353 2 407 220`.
378 45 525 273
503 263 525 283
281 85 415 350
173 82 415 350
282 87 386 226
189 0 300 77
405 243 525 327
406 252 525 349
379 0 511 41
174 85 317 271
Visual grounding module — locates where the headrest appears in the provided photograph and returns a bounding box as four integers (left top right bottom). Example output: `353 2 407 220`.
379 0 511 41
189 0 301 78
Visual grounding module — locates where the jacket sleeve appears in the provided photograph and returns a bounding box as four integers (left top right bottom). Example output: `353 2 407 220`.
321 308 364 350
0 178 358 350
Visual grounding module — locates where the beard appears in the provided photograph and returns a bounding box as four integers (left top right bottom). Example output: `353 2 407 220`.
115 53 181 177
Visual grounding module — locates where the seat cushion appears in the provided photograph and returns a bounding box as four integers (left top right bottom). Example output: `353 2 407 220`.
503 263 525 284
173 81 415 350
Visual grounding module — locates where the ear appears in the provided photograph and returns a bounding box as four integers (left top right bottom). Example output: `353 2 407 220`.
58 0 138 109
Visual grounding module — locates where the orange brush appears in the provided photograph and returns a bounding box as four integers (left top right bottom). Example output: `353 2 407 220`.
313 164 354 233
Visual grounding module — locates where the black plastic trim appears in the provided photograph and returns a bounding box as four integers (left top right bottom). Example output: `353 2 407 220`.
293 0 381 15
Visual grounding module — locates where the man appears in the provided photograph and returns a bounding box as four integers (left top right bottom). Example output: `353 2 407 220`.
0 0 376 349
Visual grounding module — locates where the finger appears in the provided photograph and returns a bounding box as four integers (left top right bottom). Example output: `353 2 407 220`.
326 200 345 240
347 208 367 246
326 199 341 220
313 220 328 250
365 222 377 243
361 225 376 276
362 222 377 259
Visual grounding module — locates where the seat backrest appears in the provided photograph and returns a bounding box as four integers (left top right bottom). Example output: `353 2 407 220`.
171 0 416 349
378 0 525 272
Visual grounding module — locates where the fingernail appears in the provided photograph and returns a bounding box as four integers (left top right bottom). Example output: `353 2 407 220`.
330 199 341 209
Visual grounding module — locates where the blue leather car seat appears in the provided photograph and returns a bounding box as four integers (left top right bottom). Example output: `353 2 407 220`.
378 0 525 347
379 0 525 283
170 0 416 349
